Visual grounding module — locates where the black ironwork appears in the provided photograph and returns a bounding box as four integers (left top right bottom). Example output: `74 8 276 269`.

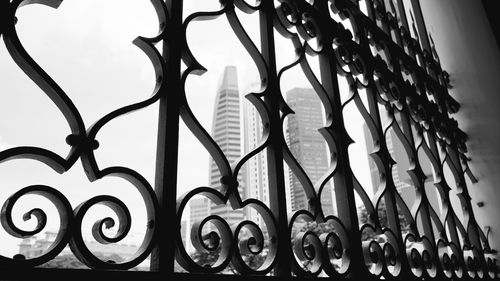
0 0 497 279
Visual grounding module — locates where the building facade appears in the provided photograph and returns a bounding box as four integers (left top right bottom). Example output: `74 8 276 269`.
242 97 270 227
208 66 245 227
285 88 336 216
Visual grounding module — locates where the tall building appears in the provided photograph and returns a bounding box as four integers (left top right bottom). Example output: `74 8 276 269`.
208 66 245 226
242 96 271 227
285 88 336 216
187 197 211 254
243 84 294 226
189 197 210 225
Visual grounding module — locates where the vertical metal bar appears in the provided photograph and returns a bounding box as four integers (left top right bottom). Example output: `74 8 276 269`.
259 1 292 276
377 0 390 34
408 0 430 51
377 0 388 14
315 1 367 278
426 131 461 247
402 117 437 245
409 4 466 248
368 95 404 244
390 51 437 248
364 0 376 20
395 0 409 29
410 0 485 268
405 2 457 251
370 53 403 244
355 3 411 273
352 0 404 256
362 94 404 241
150 0 183 272
448 146 485 266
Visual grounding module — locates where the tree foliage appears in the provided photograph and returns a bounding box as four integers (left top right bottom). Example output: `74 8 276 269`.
38 253 143 270
357 199 411 239
189 244 267 273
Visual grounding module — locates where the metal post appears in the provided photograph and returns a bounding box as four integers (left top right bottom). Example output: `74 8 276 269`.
408 0 430 51
260 1 292 276
151 0 183 272
315 1 368 278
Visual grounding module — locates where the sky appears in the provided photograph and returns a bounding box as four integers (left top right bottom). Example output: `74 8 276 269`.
0 0 374 259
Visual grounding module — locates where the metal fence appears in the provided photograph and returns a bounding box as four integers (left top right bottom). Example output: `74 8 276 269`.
0 0 497 280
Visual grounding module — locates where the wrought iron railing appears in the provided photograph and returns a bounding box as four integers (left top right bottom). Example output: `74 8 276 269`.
0 0 497 280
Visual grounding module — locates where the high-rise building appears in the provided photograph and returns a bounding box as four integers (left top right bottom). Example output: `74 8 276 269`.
285 88 336 216
242 96 270 227
189 196 210 224
242 84 293 226
187 197 211 254
208 66 245 226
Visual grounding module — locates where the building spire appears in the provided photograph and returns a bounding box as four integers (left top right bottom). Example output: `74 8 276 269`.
217 65 238 92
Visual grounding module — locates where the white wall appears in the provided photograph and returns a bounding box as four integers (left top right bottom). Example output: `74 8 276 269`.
420 0 500 252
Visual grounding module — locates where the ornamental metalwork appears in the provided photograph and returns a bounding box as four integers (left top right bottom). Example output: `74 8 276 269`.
0 0 497 280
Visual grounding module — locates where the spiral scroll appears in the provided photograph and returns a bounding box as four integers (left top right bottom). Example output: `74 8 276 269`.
0 0 163 270
0 185 73 267
173 0 278 275
0 0 496 277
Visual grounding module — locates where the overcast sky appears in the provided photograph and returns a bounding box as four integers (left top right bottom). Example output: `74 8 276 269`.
0 0 373 259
